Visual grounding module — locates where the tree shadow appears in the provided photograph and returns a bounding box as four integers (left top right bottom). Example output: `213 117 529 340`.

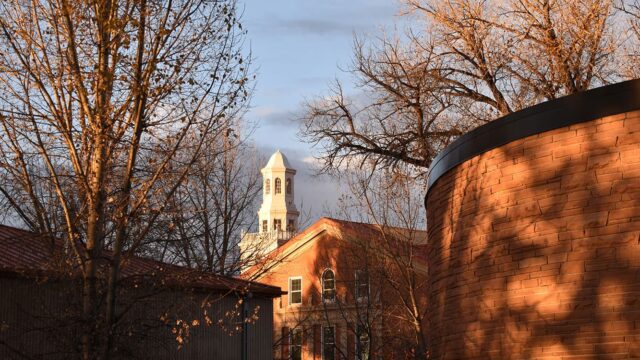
427 114 640 358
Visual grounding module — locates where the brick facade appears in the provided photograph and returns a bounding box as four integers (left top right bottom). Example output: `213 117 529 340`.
259 223 379 360
426 110 640 359
245 217 429 359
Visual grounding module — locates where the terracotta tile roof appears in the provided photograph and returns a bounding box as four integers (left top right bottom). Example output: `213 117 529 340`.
242 217 428 278
0 224 283 297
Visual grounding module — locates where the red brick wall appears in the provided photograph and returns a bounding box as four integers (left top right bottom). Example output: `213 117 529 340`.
262 231 360 360
426 110 640 359
257 219 429 359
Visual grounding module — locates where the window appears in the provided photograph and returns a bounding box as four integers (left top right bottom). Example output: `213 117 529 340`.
355 270 369 301
322 326 335 360
356 325 370 360
265 179 270 194
289 277 302 305
322 269 335 302
274 219 282 231
290 328 302 360
287 219 295 232
262 220 268 233
275 177 282 194
286 178 292 194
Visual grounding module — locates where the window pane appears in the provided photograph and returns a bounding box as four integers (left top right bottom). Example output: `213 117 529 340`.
292 329 302 344
323 289 335 302
291 279 301 291
290 278 302 304
324 271 334 281
291 346 301 360
290 291 301 304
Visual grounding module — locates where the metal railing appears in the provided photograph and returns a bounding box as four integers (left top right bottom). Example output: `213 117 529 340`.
241 229 295 244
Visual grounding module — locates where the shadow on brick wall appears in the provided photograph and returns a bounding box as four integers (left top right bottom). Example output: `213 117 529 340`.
427 112 640 359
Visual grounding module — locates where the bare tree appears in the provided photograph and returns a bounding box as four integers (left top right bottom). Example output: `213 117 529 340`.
618 0 640 77
302 0 628 176
321 167 429 359
302 37 466 175
154 127 264 276
0 0 250 358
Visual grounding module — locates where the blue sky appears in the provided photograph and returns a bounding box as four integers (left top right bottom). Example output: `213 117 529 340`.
241 0 403 221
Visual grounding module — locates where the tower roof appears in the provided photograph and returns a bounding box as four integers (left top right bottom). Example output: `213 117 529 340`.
264 150 293 170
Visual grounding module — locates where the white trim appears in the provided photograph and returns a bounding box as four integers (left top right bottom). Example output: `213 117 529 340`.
288 276 302 306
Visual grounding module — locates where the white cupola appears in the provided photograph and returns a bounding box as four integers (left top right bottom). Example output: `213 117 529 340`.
257 150 299 237
239 150 300 269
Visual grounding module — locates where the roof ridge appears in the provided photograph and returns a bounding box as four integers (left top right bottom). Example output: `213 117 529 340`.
321 217 428 233
0 223 38 233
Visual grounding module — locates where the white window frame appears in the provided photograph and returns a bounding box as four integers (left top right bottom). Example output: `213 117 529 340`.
290 327 303 360
321 268 336 303
288 276 302 306
355 270 369 301
321 325 335 360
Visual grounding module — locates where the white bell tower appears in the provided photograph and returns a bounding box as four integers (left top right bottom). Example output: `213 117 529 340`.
239 150 299 268
258 150 299 239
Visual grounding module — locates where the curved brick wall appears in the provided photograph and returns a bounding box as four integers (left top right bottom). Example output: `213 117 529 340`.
426 107 640 358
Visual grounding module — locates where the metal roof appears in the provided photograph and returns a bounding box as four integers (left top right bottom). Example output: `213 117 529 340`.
0 224 283 297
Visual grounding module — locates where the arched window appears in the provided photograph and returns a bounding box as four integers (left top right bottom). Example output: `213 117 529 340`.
265 179 270 194
286 178 292 194
275 177 282 194
322 269 335 302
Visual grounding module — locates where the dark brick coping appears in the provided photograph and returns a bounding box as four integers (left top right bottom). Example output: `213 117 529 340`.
426 79 640 196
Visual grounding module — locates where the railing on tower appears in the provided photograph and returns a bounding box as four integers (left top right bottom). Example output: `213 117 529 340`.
242 229 295 242
240 229 296 254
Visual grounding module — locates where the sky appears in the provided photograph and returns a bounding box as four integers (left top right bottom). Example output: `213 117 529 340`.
241 0 404 222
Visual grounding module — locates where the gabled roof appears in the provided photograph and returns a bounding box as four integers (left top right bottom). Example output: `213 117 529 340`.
241 217 428 279
0 224 283 297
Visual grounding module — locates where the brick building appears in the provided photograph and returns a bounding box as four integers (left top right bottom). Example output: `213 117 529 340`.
425 79 640 358
241 151 428 359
